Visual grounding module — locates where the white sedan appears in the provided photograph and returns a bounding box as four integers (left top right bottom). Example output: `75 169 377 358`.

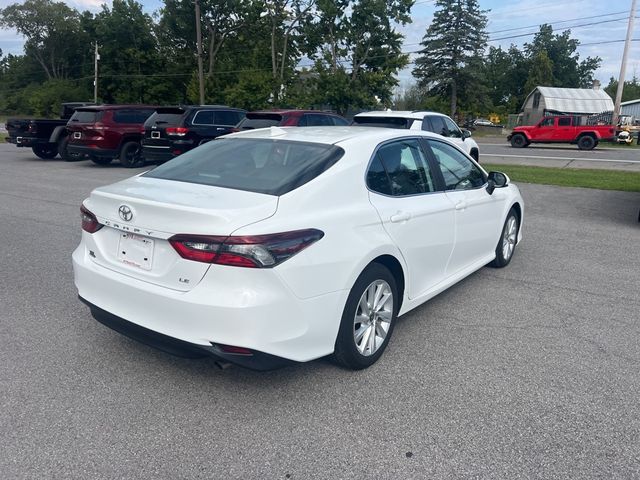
73 127 524 370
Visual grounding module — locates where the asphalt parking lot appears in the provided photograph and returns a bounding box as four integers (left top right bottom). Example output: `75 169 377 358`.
1 144 639 479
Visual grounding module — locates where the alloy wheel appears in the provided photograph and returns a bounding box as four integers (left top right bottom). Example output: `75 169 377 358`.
502 216 517 261
353 280 393 356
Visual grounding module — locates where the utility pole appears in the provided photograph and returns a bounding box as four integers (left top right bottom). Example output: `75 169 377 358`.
194 0 205 105
613 0 637 126
93 42 100 104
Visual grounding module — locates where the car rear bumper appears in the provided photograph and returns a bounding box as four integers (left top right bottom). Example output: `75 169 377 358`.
79 297 294 370
6 136 41 147
141 146 175 163
72 243 345 368
68 144 117 159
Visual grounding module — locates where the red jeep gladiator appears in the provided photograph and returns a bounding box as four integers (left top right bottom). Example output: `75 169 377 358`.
67 105 157 167
508 116 615 150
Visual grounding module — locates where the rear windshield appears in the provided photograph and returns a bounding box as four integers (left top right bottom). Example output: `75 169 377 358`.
69 110 103 123
144 138 344 196
144 109 186 127
352 116 411 129
237 113 283 130
113 109 155 124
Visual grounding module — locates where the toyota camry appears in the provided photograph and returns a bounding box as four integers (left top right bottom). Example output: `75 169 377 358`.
73 127 524 370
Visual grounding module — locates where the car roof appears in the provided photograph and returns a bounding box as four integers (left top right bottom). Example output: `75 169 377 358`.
225 125 444 146
247 109 340 116
354 110 448 120
75 104 159 111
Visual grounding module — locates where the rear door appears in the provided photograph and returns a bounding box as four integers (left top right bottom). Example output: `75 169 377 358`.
366 138 455 298
143 108 187 150
67 109 105 146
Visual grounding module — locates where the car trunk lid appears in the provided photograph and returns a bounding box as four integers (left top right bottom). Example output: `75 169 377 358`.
83 176 278 291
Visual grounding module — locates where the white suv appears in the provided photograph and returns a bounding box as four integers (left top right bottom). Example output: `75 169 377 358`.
353 111 480 162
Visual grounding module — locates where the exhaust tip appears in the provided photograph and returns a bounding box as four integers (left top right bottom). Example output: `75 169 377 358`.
215 361 232 370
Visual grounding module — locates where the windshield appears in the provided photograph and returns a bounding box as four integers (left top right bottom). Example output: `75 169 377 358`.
144 138 344 196
352 116 411 129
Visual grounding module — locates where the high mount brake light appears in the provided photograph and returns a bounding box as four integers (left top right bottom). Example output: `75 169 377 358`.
169 229 324 268
80 205 102 233
166 127 189 136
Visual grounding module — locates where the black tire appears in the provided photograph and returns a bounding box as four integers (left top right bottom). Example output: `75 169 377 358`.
489 208 519 268
32 144 58 159
119 141 144 168
90 156 113 165
510 134 528 148
332 263 399 370
577 135 596 150
57 137 73 161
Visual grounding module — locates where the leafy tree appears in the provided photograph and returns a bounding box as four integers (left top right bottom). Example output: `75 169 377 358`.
306 0 413 114
523 50 554 94
413 0 488 118
0 0 92 80
524 24 601 89
604 76 640 102
93 0 169 103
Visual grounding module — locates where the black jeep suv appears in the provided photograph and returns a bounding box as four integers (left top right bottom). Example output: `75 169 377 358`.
140 105 245 163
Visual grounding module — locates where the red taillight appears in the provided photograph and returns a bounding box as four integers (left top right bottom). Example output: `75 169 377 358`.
169 229 324 268
140 127 146 134
166 127 189 136
80 205 102 233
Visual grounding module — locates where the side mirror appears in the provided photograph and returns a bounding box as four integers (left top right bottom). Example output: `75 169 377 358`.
486 179 496 195
486 171 509 194
462 129 472 139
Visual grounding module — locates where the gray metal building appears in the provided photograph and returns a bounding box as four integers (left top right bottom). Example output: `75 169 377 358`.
519 86 614 125
621 98 640 119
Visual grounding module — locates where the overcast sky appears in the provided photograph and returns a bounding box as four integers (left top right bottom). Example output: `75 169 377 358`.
0 0 637 90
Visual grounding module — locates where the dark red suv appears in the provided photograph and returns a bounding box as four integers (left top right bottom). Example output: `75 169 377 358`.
67 105 157 167
237 110 348 129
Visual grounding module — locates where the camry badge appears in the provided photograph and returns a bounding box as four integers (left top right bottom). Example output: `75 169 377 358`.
118 205 133 222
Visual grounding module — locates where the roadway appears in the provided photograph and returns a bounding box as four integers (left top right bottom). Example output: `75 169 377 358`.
476 138 640 171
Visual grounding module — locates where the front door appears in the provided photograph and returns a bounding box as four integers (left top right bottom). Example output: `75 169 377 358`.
425 139 506 275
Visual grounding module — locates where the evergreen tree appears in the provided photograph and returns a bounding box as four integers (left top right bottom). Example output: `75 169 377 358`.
412 0 488 118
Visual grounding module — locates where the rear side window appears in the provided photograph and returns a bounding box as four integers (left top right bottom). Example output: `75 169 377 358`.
192 110 215 125
69 110 103 123
303 114 333 126
144 109 186 127
558 117 572 126
426 116 448 136
113 109 154 124
145 138 344 196
368 139 435 196
352 116 411 129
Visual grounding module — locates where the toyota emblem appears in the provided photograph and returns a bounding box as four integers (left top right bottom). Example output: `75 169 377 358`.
118 205 133 222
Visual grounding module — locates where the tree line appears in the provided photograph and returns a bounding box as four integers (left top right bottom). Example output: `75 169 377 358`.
0 0 630 120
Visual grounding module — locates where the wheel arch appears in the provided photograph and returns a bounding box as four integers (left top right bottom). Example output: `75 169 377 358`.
577 131 599 140
366 254 406 313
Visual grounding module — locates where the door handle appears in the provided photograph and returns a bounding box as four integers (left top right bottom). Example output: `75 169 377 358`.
455 201 467 211
390 212 411 223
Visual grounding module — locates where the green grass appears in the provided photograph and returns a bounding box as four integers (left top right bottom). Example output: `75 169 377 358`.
601 141 640 149
483 163 640 193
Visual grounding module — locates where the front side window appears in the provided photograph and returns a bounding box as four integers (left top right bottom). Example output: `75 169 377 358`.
214 111 243 126
540 117 555 127
428 140 485 191
443 117 462 138
366 139 436 196
331 116 349 126
145 138 344 196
